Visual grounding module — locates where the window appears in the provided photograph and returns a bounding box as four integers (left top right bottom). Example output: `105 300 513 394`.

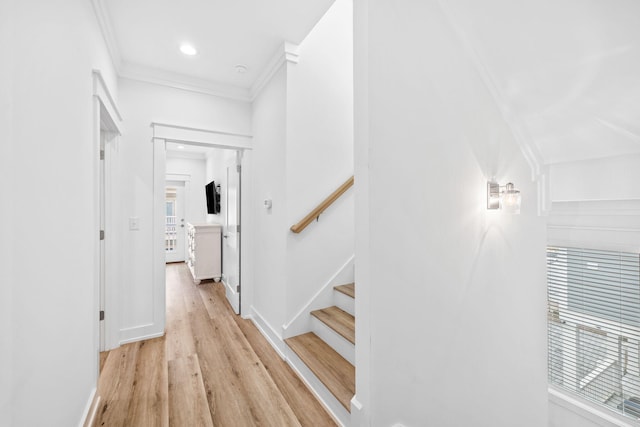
548 246 640 419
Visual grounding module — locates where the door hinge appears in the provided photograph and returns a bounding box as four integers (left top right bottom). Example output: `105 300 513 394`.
236 225 241 233
236 164 241 173
99 310 105 321
100 149 105 160
236 285 241 293
100 230 105 240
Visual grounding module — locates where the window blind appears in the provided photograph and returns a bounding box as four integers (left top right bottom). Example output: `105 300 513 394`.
547 246 640 419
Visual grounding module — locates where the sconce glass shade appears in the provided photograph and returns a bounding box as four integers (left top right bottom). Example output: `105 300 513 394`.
487 181 500 209
500 182 521 214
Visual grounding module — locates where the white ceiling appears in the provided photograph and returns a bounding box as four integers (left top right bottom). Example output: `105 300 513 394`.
101 0 335 95
99 0 640 166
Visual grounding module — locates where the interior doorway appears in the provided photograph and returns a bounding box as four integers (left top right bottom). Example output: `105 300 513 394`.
152 123 252 323
93 71 123 362
165 181 186 263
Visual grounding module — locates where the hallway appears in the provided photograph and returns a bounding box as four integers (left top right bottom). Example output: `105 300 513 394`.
94 263 336 426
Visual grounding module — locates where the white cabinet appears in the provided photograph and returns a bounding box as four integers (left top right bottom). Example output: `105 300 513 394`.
186 223 222 284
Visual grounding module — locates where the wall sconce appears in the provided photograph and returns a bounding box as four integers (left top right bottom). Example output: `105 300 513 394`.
487 181 521 214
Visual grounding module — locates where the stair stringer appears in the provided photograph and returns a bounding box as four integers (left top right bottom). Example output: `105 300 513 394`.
281 255 354 339
284 344 351 427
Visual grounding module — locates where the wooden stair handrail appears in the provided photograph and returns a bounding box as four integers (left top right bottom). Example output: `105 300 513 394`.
290 176 354 234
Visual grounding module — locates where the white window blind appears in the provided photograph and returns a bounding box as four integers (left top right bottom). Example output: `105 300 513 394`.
547 246 640 419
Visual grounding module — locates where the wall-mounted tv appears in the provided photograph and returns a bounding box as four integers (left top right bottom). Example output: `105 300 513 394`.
205 181 221 214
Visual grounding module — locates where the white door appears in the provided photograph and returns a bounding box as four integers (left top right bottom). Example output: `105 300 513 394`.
99 132 106 352
223 153 241 314
165 181 186 263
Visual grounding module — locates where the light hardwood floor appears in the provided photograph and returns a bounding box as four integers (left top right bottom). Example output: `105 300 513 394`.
94 262 337 427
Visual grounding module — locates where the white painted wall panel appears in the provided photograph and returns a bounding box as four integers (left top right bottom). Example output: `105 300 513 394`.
0 2 14 425
5 0 118 425
250 66 288 335
356 2 548 426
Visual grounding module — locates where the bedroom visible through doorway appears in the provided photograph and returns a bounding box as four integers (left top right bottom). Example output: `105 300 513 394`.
165 181 186 263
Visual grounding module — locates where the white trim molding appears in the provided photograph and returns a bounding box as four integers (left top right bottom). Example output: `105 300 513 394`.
549 386 637 427
89 0 122 71
120 62 251 102
92 70 122 129
247 306 287 359
78 387 99 427
251 42 300 101
151 122 253 151
166 173 191 183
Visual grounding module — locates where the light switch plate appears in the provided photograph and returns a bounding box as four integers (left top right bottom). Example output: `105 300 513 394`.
129 217 140 231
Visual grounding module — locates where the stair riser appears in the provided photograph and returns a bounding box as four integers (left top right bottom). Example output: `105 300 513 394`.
311 316 355 365
334 290 355 317
285 347 351 426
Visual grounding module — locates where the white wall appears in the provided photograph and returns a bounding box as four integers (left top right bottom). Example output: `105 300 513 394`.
166 156 207 224
284 0 354 324
0 2 14 425
250 66 289 338
355 2 548 426
2 0 118 425
205 148 236 226
117 78 251 342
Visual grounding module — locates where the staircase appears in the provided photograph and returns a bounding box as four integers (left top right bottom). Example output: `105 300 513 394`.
285 283 356 422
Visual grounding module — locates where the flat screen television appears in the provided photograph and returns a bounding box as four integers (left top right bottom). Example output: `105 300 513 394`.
205 181 220 214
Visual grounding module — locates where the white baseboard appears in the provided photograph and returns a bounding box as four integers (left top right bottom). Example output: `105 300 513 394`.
247 306 286 359
119 323 164 346
78 387 98 427
350 396 364 424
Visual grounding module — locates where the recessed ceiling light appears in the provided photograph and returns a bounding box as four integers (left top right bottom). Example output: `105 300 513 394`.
235 64 248 74
177 145 185 150
180 44 197 56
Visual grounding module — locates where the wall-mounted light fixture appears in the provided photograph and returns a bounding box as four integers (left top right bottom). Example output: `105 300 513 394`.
487 181 521 214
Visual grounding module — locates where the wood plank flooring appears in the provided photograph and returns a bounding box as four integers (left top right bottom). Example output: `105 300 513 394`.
94 263 337 427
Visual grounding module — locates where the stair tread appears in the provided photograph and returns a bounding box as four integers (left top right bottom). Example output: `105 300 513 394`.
285 332 355 412
334 283 355 299
311 306 355 344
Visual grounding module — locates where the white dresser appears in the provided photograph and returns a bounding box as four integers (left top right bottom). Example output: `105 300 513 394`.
186 223 222 284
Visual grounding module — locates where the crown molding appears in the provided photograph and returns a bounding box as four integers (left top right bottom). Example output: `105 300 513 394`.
120 62 252 102
90 0 122 72
250 42 300 101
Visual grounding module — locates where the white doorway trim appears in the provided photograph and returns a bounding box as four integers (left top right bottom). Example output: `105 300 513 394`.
93 70 122 360
151 123 253 327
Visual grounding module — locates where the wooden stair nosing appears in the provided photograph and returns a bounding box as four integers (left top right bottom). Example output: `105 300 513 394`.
285 332 355 412
311 306 355 345
334 283 355 299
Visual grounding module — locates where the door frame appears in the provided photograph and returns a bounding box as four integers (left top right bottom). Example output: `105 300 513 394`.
222 151 242 314
151 123 252 331
93 70 122 359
